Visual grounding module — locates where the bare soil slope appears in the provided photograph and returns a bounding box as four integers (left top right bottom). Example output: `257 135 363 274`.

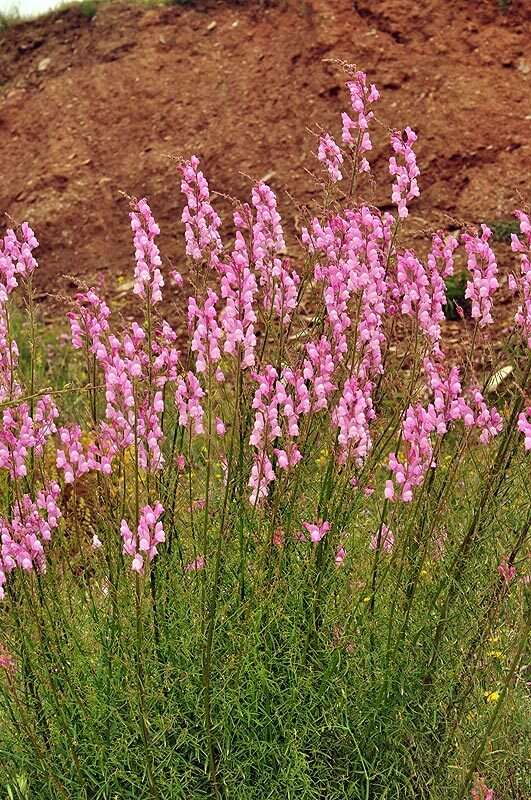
1 0 530 317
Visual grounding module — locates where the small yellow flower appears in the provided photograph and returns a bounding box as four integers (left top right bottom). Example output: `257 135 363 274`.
484 690 500 703
362 596 370 603
488 635 499 644
486 650 503 659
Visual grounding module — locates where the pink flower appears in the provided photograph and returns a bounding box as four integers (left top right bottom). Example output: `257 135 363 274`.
120 503 165 575
517 408 531 450
0 483 62 598
0 221 39 304
92 534 102 550
180 155 223 270
303 337 336 411
56 425 92 484
318 133 344 182
68 288 110 360
251 183 300 327
0 645 15 674
389 127 420 219
130 198 164 303
188 289 223 375
463 225 498 327
272 528 284 549
215 417 226 436
471 774 495 800
395 235 457 354
388 404 437 502
342 70 379 173
175 372 205 434
185 555 205 573
332 376 375 465
370 525 394 553
510 210 531 347
220 227 257 368
384 480 395 500
498 559 516 584
335 546 346 566
302 520 331 543
170 269 183 287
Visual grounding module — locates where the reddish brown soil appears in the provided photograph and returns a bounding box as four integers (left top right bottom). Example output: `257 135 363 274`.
0 0 530 334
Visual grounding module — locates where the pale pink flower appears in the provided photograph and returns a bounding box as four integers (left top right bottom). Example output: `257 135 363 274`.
335 546 346 566
318 133 343 182
517 408 531 450
170 269 183 287
185 555 205 573
302 520 331 543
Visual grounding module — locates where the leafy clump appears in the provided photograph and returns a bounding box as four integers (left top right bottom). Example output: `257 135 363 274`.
486 217 520 243
444 269 470 320
79 0 99 19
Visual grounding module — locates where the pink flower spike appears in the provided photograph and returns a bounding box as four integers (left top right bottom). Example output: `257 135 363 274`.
342 71 379 172
318 133 344 183
389 127 420 219
510 211 531 347
130 198 164 304
120 503 165 574
180 155 223 270
463 225 499 328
